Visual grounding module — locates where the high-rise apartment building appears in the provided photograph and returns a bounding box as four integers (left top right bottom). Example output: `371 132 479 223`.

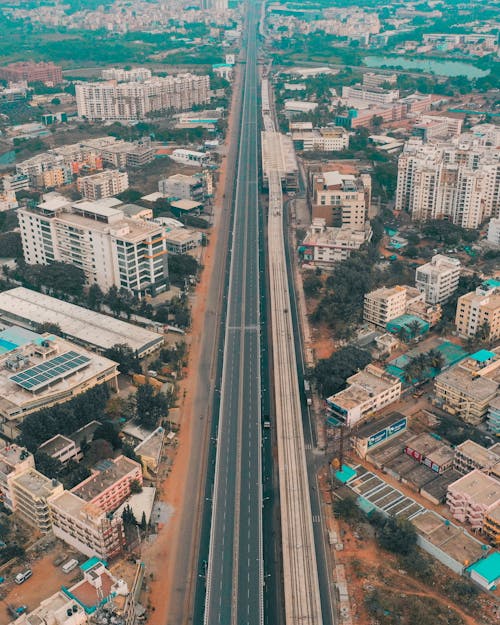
76 74 210 121
415 254 461 304
395 134 500 229
310 170 371 228
363 285 409 327
18 195 169 296
77 170 129 200
0 61 62 84
101 67 152 82
455 284 500 341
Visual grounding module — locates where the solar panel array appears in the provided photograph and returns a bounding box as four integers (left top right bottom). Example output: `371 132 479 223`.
10 351 91 392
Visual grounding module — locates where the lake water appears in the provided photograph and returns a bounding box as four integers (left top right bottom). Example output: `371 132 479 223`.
363 55 490 79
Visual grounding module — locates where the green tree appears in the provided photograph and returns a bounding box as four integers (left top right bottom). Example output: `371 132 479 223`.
36 321 63 336
93 421 122 450
87 283 104 310
0 232 22 258
334 496 364 523
314 346 372 398
303 273 322 298
130 478 142 494
134 384 169 429
104 343 141 374
376 516 417 555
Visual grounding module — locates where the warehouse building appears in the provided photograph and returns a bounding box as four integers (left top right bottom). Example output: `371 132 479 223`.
0 288 163 358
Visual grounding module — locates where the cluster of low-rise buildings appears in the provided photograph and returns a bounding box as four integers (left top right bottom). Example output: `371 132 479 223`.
14 137 154 191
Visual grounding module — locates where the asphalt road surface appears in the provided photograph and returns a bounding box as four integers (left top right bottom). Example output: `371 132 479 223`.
203 1 264 624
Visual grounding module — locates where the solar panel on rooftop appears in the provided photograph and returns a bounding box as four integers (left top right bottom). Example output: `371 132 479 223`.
10 351 91 392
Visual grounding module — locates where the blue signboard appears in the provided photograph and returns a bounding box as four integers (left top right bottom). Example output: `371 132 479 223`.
367 429 387 448
387 417 407 437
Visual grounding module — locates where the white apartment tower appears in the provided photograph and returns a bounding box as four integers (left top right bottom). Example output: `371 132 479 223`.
18 195 168 296
415 254 461 304
77 170 129 200
76 74 210 122
395 134 500 229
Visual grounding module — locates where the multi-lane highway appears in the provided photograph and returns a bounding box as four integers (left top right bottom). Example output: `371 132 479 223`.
203 1 263 624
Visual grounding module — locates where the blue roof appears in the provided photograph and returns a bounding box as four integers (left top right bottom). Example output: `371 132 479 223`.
471 349 495 363
483 278 500 289
467 552 500 584
0 326 43 355
80 557 107 572
335 465 357 484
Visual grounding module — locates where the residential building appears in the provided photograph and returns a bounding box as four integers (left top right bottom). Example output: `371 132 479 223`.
488 217 500 246
434 350 500 424
77 170 129 200
291 126 350 152
415 254 461 304
18 195 169 296
158 173 204 200
362 72 397 89
0 61 62 84
170 148 210 167
412 115 463 141
310 170 371 228
300 218 372 266
342 84 399 105
39 434 82 464
16 153 73 189
71 455 143 514
10 468 63 532
483 504 500 546
99 138 155 169
456 283 500 341
446 469 500 531
101 67 152 82
134 427 165 479
326 364 402 427
454 440 500 476
0 443 34 511
165 228 203 254
0 288 164 357
76 74 210 121
404 432 454 473
10 590 87 625
48 491 125 559
0 327 119 438
395 134 500 229
488 396 500 437
363 285 409 328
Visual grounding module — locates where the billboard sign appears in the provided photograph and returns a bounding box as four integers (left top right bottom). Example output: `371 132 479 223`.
367 429 387 448
388 417 407 437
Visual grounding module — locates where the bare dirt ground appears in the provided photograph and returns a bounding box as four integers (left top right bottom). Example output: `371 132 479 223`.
318 466 497 625
140 65 242 625
0 548 75 625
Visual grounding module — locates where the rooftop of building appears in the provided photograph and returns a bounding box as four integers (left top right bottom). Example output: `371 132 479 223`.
0 325 43 356
448 469 500 506
412 510 486 566
485 501 500 525
328 365 400 410
39 434 75 457
65 564 117 612
303 223 370 248
134 427 164 463
467 551 500 584
163 173 199 184
365 285 408 301
70 421 101 447
0 288 163 356
417 254 461 273
10 590 85 625
0 442 32 468
48 490 105 521
12 468 61 499
456 439 500 467
165 228 201 244
435 365 499 401
355 412 407 439
114 486 156 525
170 199 203 211
0 330 117 419
72 456 140 503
